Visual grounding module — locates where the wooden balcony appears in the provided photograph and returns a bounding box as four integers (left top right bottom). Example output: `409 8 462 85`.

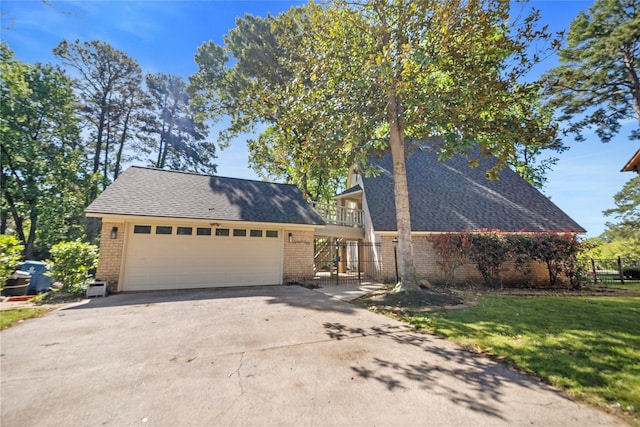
310 201 364 228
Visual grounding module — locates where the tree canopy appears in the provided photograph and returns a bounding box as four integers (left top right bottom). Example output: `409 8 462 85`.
603 175 640 239
2 39 220 258
1 43 88 259
145 73 216 174
543 0 640 143
53 39 144 195
582 175 640 261
191 0 559 290
189 9 351 201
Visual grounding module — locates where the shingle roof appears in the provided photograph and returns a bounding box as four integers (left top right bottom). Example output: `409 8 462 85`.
621 148 640 173
86 167 325 225
334 184 362 198
361 147 585 233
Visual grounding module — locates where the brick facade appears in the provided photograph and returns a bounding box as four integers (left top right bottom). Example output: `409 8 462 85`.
377 235 551 287
282 230 315 283
95 221 125 293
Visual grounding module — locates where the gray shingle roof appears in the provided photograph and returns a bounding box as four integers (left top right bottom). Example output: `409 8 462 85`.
334 184 362 198
86 167 325 225
361 148 585 233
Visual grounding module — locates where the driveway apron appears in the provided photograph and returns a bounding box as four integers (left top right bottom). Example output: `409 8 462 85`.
0 286 622 426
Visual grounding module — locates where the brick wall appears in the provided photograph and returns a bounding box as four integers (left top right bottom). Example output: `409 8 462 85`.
378 235 552 286
95 222 124 292
283 230 315 283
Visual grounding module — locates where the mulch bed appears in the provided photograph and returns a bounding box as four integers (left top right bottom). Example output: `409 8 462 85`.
352 287 469 313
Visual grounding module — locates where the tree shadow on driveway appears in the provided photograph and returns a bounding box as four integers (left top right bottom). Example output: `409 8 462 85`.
323 321 569 422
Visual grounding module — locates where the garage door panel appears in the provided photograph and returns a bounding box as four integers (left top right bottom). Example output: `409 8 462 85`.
123 230 282 291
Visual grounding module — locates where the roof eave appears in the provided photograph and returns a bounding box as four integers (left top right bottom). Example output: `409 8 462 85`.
621 149 640 173
373 227 587 236
85 212 324 228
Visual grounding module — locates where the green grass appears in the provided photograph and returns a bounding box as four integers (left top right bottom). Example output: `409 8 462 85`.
0 307 50 330
617 282 640 292
402 295 640 422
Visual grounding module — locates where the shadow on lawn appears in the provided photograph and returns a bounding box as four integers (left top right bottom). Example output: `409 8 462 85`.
322 322 567 421
405 296 640 418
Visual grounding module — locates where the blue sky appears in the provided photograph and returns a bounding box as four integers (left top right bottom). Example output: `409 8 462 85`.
1 0 637 237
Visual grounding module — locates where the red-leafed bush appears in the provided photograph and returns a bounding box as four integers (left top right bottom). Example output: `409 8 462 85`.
428 231 583 288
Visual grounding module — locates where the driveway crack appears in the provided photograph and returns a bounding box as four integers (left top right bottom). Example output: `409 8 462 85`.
236 352 245 395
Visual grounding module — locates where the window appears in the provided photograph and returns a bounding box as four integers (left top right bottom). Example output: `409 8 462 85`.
215 228 230 236
177 227 193 235
156 226 172 235
196 227 211 236
133 225 151 234
233 229 247 237
250 229 263 237
266 230 278 238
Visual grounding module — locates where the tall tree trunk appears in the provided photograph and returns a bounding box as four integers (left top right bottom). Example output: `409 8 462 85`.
375 4 420 292
160 117 176 169
4 190 27 255
103 120 110 188
387 89 420 291
90 108 107 200
623 48 640 124
94 109 106 174
160 103 178 169
23 204 37 259
114 107 132 179
0 206 6 235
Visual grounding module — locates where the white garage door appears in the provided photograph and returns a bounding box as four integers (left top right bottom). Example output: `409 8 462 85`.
122 224 283 291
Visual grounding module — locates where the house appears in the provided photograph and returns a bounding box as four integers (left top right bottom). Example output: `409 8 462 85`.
86 167 324 292
87 145 585 292
622 148 640 173
334 145 586 284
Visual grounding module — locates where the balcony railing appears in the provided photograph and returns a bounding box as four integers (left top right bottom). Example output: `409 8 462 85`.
310 201 364 228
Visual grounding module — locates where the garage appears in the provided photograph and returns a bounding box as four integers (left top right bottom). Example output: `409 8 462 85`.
85 167 325 292
121 224 283 291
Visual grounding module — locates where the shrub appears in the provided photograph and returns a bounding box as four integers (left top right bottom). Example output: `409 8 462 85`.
528 233 582 289
428 231 583 288
464 231 509 288
0 235 24 289
505 233 535 276
426 233 470 287
46 240 98 293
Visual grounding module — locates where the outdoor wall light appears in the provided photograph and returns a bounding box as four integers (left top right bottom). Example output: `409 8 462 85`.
288 232 293 243
110 226 118 239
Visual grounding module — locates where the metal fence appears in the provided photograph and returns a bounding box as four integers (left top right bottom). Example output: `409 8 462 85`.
313 240 381 285
577 257 640 286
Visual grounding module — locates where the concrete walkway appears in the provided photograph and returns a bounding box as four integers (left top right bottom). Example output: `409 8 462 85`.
0 286 623 426
312 280 385 301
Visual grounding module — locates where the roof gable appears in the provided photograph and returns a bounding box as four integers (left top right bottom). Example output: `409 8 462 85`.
622 148 640 173
86 167 325 225
361 148 585 233
334 184 362 199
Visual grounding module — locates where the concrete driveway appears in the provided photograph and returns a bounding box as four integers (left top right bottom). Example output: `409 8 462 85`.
1 286 622 426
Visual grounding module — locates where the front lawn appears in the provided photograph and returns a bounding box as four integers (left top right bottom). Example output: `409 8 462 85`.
0 307 50 330
402 295 639 423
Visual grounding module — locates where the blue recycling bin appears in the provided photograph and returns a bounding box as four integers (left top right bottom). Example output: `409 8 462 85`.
23 261 53 294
